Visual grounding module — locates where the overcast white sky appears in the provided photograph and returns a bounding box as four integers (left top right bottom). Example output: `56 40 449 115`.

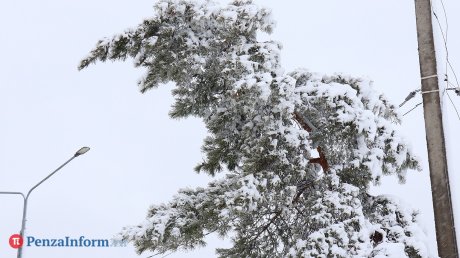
1 1 459 257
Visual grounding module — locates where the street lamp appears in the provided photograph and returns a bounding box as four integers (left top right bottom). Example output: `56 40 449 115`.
0 147 90 258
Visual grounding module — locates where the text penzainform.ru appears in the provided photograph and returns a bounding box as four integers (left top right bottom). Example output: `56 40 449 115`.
25 236 127 247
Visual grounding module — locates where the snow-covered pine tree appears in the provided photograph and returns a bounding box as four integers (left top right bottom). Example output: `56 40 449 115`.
79 0 431 257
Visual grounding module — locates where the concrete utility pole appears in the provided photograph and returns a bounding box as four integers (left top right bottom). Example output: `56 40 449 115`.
414 0 458 257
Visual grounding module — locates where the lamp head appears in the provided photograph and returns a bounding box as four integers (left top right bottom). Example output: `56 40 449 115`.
75 147 90 157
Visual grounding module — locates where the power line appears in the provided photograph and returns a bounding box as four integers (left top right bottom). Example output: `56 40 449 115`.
395 1 458 120
447 80 460 94
432 2 460 89
447 61 460 88
399 89 420 107
414 1 458 255
446 91 460 121
432 8 450 97
431 0 460 123
399 86 457 105
397 1 459 119
403 102 423 116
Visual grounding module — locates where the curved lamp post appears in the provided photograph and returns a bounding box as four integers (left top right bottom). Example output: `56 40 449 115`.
0 147 90 258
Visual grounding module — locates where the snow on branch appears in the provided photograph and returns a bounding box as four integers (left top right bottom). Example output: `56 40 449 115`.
81 0 429 257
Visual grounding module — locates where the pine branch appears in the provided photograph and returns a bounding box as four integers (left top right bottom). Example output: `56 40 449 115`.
293 111 329 172
251 210 282 243
250 181 312 244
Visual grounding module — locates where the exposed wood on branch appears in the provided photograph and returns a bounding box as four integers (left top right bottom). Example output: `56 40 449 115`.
248 112 330 244
293 111 329 172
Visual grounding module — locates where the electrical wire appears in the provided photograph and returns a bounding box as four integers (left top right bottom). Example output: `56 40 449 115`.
399 89 420 107
431 3 450 95
447 61 460 88
436 0 460 88
447 80 460 93
403 102 423 117
398 1 459 119
431 0 460 122
446 90 460 121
